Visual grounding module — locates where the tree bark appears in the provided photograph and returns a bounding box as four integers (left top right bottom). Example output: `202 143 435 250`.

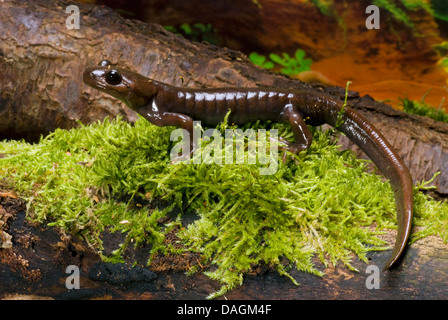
1 0 447 194
1 0 448 300
1 0 447 193
94 0 443 62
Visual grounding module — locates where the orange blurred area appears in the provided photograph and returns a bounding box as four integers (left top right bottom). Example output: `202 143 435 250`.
312 53 448 112
77 0 448 113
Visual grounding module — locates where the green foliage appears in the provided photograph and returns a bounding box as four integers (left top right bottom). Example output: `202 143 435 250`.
412 174 448 243
269 49 313 76
432 0 448 22
373 0 414 27
0 118 177 261
433 42 448 77
441 56 448 68
252 0 263 9
248 52 274 69
1 115 447 298
164 23 219 45
335 81 352 129
249 49 313 76
373 0 433 28
400 95 448 123
401 0 433 12
309 0 434 30
433 41 448 57
309 0 336 17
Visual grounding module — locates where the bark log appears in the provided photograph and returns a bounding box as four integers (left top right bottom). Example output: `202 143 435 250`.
1 0 447 193
96 0 443 62
1 0 448 300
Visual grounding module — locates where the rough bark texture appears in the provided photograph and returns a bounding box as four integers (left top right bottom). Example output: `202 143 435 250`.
1 0 447 194
97 0 448 114
1 0 448 300
96 0 443 62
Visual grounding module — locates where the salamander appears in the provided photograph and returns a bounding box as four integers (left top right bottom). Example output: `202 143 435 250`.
83 60 414 270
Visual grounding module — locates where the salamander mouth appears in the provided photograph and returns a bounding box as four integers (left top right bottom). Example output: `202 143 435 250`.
83 67 108 90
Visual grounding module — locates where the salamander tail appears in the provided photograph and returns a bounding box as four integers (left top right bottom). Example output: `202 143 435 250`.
328 104 414 271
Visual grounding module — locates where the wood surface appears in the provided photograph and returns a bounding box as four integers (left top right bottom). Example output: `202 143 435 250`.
1 195 448 300
1 0 447 193
0 0 447 300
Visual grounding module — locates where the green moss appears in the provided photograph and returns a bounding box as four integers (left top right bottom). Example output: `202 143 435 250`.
1 115 447 299
401 0 433 12
309 0 433 30
373 0 433 28
400 95 448 123
309 0 335 17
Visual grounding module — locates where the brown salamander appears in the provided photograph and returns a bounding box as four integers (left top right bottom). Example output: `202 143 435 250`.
83 60 413 270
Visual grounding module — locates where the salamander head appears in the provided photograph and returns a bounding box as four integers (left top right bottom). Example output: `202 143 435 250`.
83 60 157 110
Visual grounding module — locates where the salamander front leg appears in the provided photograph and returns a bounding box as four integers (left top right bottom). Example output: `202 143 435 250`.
280 105 313 162
142 111 197 162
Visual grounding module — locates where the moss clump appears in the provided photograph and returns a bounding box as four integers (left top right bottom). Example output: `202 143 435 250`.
1 116 447 298
309 0 433 30
373 0 433 28
400 95 448 123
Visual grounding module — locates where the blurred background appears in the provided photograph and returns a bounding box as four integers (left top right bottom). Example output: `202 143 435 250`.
78 0 448 115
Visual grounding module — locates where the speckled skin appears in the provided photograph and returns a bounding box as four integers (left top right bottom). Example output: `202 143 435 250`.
83 61 413 270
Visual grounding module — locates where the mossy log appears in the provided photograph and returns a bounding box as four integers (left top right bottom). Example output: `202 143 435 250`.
1 0 447 194
1 0 448 300
1 195 448 300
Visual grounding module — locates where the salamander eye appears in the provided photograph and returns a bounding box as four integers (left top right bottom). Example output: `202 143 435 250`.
105 70 122 85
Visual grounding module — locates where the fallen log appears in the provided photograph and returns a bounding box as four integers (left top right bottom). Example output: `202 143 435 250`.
1 0 447 194
0 0 448 300
1 194 448 300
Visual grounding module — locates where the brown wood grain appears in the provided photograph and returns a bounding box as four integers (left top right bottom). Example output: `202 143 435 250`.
0 0 448 300
1 0 447 193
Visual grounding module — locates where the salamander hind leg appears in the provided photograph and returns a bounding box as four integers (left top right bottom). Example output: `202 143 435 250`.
279 104 313 162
